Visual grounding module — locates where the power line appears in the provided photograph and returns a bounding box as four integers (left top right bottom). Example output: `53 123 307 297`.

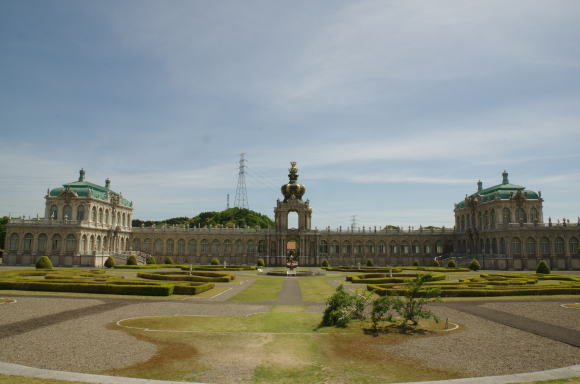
234 153 249 209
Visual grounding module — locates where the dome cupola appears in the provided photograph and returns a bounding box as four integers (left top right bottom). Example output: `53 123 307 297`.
281 161 306 202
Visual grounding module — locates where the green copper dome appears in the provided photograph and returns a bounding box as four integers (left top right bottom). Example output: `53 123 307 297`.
454 171 539 209
49 169 132 208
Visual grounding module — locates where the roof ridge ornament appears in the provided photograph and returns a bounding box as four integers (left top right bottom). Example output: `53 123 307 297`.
79 168 85 182
502 170 509 185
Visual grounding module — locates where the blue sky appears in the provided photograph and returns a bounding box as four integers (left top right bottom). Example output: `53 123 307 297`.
1 1 580 228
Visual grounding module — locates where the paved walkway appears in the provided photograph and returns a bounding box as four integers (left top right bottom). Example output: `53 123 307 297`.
275 277 303 305
442 301 580 348
0 361 578 384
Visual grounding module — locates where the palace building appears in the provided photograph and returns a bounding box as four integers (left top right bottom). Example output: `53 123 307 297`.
3 163 580 270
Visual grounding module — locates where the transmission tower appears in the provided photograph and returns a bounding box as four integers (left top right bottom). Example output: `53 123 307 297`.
234 153 249 209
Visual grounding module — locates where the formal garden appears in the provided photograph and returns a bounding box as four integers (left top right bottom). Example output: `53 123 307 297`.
0 258 579 384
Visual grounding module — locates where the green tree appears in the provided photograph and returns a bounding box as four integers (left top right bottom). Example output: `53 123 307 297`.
321 259 329 267
536 260 551 274
36 256 53 269
412 260 419 266
320 285 370 327
447 259 457 268
371 296 397 332
469 259 480 271
394 274 441 328
165 256 175 264
104 256 115 268
127 255 138 265
210 257 220 266
432 259 440 267
366 259 374 267
146 255 157 264
257 258 265 267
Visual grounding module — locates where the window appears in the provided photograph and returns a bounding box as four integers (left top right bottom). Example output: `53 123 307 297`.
201 239 208 255
461 216 465 232
23 233 33 252
9 233 19 251
366 241 375 255
484 211 489 229
167 239 174 255
77 205 85 220
499 238 506 254
540 238 550 256
154 239 162 253
247 240 256 255
436 241 443 254
485 239 490 254
98 208 103 224
177 239 185 256
490 210 496 228
188 240 197 256
63 205 72 220
503 208 511 224
258 240 266 255
103 236 108 251
144 238 152 253
319 240 328 254
132 238 141 252
235 240 243 255
511 238 521 256
516 208 527 223
50 205 58 220
569 238 579 256
330 241 339 255
527 238 537 256
52 234 62 252
555 237 564 255
379 242 386 254
105 210 109 225
96 236 101 251
38 234 47 253
66 234 76 252
211 240 220 254
91 207 97 222
492 238 498 254
90 235 95 251
390 242 398 255
342 241 351 256
82 235 87 253
402 242 409 255
424 243 431 254
531 207 539 222
354 241 362 255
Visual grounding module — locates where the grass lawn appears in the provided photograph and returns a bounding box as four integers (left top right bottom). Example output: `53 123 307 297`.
228 277 284 302
108 312 461 384
0 375 90 384
298 277 337 302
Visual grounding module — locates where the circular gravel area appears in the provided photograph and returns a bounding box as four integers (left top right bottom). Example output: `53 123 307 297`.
481 301 580 331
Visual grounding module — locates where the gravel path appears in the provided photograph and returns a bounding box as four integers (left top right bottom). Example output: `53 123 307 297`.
274 278 303 305
480 301 580 331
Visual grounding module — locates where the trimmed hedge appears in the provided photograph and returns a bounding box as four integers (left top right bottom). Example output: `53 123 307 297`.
348 272 446 284
0 280 173 296
324 266 404 273
36 256 53 269
104 256 115 269
127 255 138 265
137 271 234 283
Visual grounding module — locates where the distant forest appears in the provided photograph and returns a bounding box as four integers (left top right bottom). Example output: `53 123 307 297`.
132 208 275 229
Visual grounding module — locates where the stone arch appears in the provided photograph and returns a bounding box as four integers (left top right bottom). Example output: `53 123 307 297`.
188 239 196 256
200 239 209 255
82 234 88 253
9 233 19 251
211 239 220 255
569 237 579 256
23 233 33 252
51 234 62 253
77 204 86 221
166 239 174 255
65 234 76 253
511 237 522 256
555 237 565 256
527 237 536 257
540 237 550 256
177 239 185 256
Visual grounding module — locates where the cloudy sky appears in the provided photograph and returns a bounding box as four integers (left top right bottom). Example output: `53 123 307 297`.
1 1 580 228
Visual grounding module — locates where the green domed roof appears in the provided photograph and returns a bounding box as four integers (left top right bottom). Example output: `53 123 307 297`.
49 169 132 208
455 171 539 209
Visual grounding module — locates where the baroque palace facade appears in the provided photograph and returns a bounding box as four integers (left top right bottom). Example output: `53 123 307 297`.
3 163 580 270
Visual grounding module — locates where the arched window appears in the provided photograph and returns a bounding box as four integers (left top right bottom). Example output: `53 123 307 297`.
166 239 174 255
492 238 498 254
37 234 47 253
188 240 197 256
258 240 266 255
90 235 95 251
378 241 386 254
77 205 85 220
354 241 362 255
63 205 72 220
511 238 521 256
412 242 420 254
461 216 465 232
201 239 208 255
177 239 185 256
319 240 328 254
569 238 579 256
105 210 109 225
9 233 19 251
235 240 243 255
342 241 351 256
390 241 398 255
483 211 489 229
211 240 220 254
144 238 152 253
50 205 58 220
365 241 375 255
329 241 339 254
436 241 443 254
401 241 410 255
490 210 496 229
485 239 490 254
502 208 511 224
555 237 564 256
128 215 132 227
478 212 482 229
103 236 108 251
122 213 126 227
516 208 527 223
91 207 97 222
23 233 33 252
224 240 232 255
540 237 550 256
82 235 87 253
52 234 62 252
499 238 506 255
527 237 536 256
117 212 121 226
247 240 255 255
66 234 76 252
98 208 103 224
531 207 539 222
154 239 162 254
96 236 102 252
133 238 141 252
424 242 431 254
466 214 471 229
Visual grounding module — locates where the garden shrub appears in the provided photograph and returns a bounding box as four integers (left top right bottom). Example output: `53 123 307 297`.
370 295 397 332
469 259 481 271
321 259 329 267
127 255 138 265
321 285 359 327
536 260 551 274
412 260 419 267
146 256 157 264
257 258 265 267
432 259 440 267
210 258 220 266
165 257 175 264
447 259 457 268
104 256 115 269
35 256 53 270
366 259 374 267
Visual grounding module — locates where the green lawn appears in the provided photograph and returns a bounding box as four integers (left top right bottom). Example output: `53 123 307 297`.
298 277 337 302
228 277 284 302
